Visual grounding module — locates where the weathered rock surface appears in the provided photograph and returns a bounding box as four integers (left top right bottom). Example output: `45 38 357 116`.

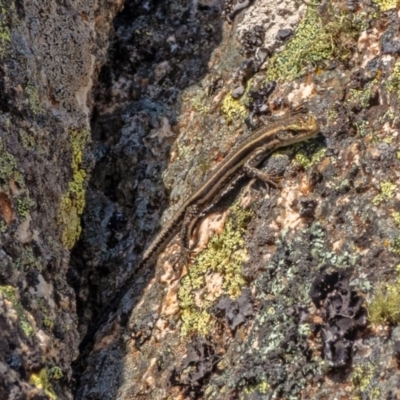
4 0 400 399
0 1 121 398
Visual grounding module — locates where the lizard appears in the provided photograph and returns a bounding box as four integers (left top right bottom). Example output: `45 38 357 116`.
79 112 319 351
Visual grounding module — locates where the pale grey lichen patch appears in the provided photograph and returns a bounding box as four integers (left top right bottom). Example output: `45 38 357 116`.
236 0 307 56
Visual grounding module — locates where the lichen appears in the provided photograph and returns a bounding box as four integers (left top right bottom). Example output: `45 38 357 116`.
294 146 326 169
29 368 57 400
221 94 247 123
48 366 63 380
372 181 396 206
266 5 361 81
347 75 379 109
389 235 400 256
58 129 90 249
25 84 42 115
393 211 400 227
355 120 372 137
0 2 10 58
0 285 33 336
385 61 400 100
15 246 43 271
178 202 252 336
372 0 398 11
0 138 24 190
351 363 380 399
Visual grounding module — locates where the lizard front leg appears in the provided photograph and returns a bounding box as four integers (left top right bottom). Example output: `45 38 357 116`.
243 144 281 187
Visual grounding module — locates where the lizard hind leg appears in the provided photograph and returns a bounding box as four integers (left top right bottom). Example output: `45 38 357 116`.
168 204 201 270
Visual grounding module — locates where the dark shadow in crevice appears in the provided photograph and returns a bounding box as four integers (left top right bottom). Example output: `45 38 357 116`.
69 0 224 398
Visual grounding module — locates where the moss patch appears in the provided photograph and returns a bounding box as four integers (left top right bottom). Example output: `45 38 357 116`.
368 265 400 324
178 202 252 336
58 129 90 249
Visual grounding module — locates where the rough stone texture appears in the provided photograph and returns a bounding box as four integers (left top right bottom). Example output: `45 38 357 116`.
0 1 121 398
4 0 400 399
72 0 400 398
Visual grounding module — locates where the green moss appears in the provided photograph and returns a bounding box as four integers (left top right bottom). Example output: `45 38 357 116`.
0 285 34 336
178 202 253 336
372 181 396 206
368 265 400 324
266 5 360 81
372 0 398 11
29 368 57 400
25 84 41 115
221 94 247 123
58 129 90 249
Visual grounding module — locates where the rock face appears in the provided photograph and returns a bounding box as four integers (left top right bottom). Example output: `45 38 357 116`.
4 0 400 399
0 1 121 398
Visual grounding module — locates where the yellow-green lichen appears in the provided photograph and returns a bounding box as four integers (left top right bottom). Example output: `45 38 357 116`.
372 181 396 206
17 195 34 218
368 264 400 324
16 246 43 271
58 129 90 249
221 94 247 123
386 61 400 99
347 75 379 109
266 5 360 81
372 0 398 11
29 368 57 400
393 211 400 227
355 120 372 137
26 84 41 115
351 363 380 400
0 285 34 336
328 110 338 122
244 380 270 395
48 366 63 380
389 235 400 256
0 3 10 58
294 146 326 169
37 297 54 330
0 138 24 189
178 202 252 336
18 128 36 149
